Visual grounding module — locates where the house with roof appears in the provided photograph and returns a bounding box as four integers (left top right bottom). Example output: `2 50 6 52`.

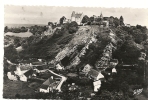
125 24 131 27
87 69 104 81
7 72 18 81
14 66 24 76
39 70 67 92
93 80 101 92
39 77 57 93
14 67 34 82
112 68 117 73
109 59 118 67
138 52 146 60
24 69 34 78
71 11 84 25
19 69 34 82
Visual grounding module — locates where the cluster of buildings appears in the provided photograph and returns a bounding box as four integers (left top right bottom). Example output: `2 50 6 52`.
138 52 147 61
39 70 67 92
43 11 124 36
82 64 104 92
81 55 118 92
6 58 67 93
62 11 83 25
62 11 111 27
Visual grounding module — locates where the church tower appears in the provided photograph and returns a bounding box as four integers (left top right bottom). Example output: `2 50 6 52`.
100 12 103 19
71 11 76 21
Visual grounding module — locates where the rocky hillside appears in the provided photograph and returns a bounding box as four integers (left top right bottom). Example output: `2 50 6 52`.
4 23 148 66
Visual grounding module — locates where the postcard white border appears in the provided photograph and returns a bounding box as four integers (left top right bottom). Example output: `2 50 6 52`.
1 0 148 99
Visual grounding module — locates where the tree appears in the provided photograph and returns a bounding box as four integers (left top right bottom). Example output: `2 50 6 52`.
113 17 120 27
4 44 19 63
4 57 10 74
81 15 90 23
14 38 20 47
120 82 129 98
133 29 147 44
48 22 54 28
21 26 27 32
68 21 78 34
15 94 20 99
136 25 147 33
120 16 124 26
114 40 140 64
4 26 8 33
90 16 94 22
60 16 66 24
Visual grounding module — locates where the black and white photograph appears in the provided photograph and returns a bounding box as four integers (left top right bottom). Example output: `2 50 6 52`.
3 1 148 99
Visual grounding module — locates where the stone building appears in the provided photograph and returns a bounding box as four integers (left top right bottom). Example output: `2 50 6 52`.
71 11 84 25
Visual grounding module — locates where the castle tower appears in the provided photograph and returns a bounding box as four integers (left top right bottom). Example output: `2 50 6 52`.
71 11 83 25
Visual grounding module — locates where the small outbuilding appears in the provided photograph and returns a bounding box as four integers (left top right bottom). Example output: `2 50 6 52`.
7 72 18 81
93 80 101 92
20 69 33 82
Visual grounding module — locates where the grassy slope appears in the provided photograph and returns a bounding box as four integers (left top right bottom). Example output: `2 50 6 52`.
3 75 35 98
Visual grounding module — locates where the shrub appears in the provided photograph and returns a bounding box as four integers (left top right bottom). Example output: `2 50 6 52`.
68 21 78 34
15 94 20 99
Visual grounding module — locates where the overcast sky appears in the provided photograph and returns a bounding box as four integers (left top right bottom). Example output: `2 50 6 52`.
4 6 148 27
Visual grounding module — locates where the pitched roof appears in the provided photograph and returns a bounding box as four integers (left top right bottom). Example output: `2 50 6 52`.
88 69 99 78
71 11 83 18
75 13 83 18
43 78 55 85
24 69 33 77
40 78 56 89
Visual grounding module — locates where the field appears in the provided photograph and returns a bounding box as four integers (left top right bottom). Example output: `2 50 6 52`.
3 74 35 99
4 31 33 37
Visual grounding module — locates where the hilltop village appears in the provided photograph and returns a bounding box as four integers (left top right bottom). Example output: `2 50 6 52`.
4 11 148 99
